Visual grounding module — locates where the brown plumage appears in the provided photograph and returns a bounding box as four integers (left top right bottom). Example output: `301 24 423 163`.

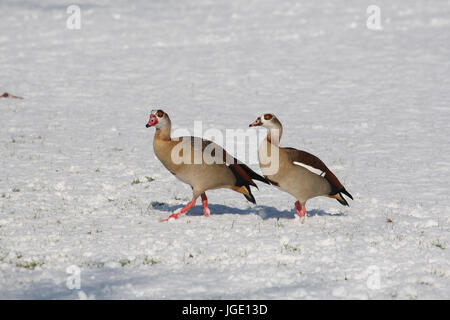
249 113 353 223
284 148 353 205
147 109 269 221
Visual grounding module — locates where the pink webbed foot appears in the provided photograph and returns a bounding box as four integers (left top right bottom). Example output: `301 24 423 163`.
295 201 306 224
161 198 197 222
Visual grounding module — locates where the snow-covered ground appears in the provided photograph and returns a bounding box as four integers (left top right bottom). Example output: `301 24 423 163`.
1 0 449 299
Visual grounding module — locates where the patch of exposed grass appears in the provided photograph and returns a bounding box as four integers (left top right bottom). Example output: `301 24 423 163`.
15 261 44 270
131 178 141 185
431 269 446 277
432 240 446 250
84 261 105 268
143 256 160 266
283 243 300 253
120 259 132 267
275 218 284 228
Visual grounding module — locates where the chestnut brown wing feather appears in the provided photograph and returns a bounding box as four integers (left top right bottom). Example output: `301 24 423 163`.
284 147 344 195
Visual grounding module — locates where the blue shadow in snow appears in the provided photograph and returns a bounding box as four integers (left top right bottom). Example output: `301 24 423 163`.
149 202 344 220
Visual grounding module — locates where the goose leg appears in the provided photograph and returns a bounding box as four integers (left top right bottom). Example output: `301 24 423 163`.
201 193 210 217
161 197 197 222
295 201 306 224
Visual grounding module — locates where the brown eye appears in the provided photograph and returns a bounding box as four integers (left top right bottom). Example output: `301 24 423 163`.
264 114 273 120
157 110 164 117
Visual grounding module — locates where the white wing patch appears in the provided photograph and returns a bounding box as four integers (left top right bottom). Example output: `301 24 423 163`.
293 161 325 177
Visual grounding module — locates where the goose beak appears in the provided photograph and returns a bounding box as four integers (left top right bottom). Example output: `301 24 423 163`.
146 115 158 128
249 118 262 127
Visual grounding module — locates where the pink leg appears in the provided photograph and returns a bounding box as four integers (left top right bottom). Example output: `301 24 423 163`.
161 197 197 222
201 193 210 217
295 201 306 224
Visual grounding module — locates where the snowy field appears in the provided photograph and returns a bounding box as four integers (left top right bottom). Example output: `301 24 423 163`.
1 0 449 299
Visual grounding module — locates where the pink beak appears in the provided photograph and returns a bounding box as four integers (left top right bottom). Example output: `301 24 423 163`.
146 115 158 128
249 117 262 127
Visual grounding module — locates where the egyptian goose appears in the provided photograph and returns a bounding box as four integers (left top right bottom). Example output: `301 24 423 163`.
146 109 269 221
249 113 353 223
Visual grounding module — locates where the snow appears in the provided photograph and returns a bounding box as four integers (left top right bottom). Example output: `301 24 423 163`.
1 0 449 299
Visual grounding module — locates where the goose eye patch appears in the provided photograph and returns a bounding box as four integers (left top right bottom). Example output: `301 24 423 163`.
264 114 273 120
157 110 164 117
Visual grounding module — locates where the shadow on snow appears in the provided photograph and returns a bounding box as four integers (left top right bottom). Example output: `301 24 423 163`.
149 201 344 220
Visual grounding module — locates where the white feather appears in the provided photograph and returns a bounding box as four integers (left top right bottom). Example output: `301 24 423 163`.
293 161 325 176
